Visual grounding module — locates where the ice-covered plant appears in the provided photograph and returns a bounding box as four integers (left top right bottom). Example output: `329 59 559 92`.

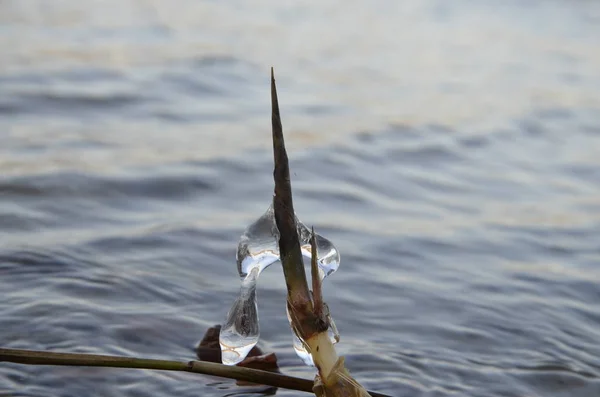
219 68 371 396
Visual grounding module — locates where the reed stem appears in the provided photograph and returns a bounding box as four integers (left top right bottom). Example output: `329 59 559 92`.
271 68 313 312
270 68 373 396
0 348 390 397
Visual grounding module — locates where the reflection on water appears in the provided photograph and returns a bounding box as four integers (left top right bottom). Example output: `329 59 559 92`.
1 0 600 396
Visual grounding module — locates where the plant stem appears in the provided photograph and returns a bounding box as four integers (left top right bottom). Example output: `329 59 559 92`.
0 348 391 397
0 348 311 391
307 229 338 380
306 332 338 379
270 69 373 396
271 67 312 309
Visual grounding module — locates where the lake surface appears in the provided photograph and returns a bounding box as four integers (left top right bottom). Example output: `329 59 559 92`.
2 1 600 396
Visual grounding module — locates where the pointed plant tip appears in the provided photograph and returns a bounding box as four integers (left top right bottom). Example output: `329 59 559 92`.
271 72 279 110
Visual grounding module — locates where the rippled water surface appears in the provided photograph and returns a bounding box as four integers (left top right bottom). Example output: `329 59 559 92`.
2 1 600 396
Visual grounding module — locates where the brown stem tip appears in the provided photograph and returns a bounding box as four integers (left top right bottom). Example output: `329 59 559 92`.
271 68 311 308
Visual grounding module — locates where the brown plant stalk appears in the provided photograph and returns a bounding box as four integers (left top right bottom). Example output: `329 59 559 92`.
270 68 372 396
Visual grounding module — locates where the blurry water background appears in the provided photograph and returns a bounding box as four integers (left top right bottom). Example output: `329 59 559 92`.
1 1 600 396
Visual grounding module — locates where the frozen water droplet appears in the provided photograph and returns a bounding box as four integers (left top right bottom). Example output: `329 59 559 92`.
286 303 315 366
327 309 340 344
236 203 340 279
229 202 341 366
219 268 260 365
219 333 257 366
292 332 315 366
236 205 280 278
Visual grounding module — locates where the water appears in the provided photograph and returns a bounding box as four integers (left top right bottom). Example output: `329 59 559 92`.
222 203 340 365
1 0 600 396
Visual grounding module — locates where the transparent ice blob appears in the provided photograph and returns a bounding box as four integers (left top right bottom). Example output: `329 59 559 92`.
219 267 259 365
219 203 340 365
236 204 340 279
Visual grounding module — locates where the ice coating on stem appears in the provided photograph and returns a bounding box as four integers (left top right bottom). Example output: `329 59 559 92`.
220 203 340 365
236 203 340 279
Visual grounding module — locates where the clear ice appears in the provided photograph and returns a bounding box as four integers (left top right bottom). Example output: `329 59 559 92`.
219 203 341 366
236 204 340 279
219 267 260 365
